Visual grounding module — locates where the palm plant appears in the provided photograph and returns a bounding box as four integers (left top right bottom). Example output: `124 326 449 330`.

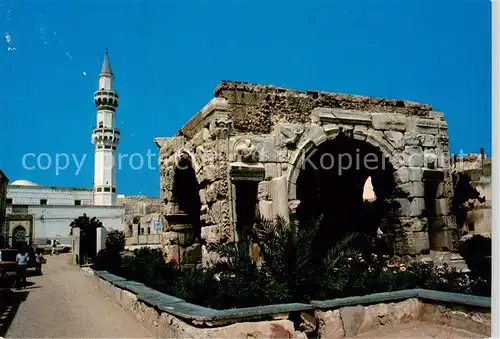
209 213 362 303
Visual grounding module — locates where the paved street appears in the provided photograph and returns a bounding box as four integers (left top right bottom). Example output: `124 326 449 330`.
0 253 153 338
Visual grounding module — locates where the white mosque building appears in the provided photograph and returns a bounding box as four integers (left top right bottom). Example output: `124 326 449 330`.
4 51 126 248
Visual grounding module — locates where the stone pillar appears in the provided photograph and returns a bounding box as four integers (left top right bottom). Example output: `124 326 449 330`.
96 227 107 254
270 176 289 221
423 169 458 252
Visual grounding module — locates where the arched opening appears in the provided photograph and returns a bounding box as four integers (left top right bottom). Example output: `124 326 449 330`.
12 225 27 249
295 134 396 258
172 154 201 240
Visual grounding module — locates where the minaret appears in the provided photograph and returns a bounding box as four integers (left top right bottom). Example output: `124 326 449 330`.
92 49 120 206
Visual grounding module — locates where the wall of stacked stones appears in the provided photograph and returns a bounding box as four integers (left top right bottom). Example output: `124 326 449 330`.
157 82 460 263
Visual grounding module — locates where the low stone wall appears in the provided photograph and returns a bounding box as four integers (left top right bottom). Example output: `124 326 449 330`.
82 268 491 338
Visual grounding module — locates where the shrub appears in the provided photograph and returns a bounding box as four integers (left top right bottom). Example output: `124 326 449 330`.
458 235 491 281
106 230 125 254
100 216 491 309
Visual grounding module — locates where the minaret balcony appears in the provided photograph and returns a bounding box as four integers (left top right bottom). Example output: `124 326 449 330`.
92 127 120 146
94 90 119 110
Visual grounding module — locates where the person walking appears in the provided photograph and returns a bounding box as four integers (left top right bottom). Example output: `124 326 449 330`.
16 246 29 289
51 238 58 255
35 249 44 275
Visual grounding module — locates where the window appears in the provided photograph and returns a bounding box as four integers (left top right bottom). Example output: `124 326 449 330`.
74 200 81 206
40 199 47 205
112 188 116 193
140 228 144 235
147 227 151 234
104 187 111 192
12 205 28 213
6 198 12 205
96 188 102 192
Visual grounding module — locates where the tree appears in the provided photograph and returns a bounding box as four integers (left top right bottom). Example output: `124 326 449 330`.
105 230 125 254
94 230 125 273
70 213 103 264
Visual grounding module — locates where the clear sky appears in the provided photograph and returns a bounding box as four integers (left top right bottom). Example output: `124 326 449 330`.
0 0 491 197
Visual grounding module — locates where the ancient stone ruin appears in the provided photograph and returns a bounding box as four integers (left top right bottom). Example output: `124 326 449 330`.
155 81 463 267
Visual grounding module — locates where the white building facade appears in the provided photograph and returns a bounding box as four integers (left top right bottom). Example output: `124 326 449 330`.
5 180 125 247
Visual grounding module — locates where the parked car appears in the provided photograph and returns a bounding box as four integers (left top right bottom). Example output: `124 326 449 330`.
0 248 43 278
35 239 72 254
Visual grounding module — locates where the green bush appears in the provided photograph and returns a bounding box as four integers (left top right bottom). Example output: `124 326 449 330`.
106 230 125 254
458 235 491 281
96 215 491 309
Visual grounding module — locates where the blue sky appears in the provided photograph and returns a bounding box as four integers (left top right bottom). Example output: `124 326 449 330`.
0 0 491 197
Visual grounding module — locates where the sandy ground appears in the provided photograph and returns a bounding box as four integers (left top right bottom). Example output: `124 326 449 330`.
0 253 153 338
355 321 486 338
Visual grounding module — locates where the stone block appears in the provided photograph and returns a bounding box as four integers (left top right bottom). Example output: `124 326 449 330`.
419 134 436 147
403 132 420 146
254 136 279 163
400 217 427 232
400 182 425 198
315 309 345 338
270 176 289 219
199 189 207 205
404 146 424 167
372 113 408 131
323 123 340 139
408 167 423 181
384 131 404 150
307 124 327 145
258 181 270 200
353 125 368 141
209 200 230 225
423 149 438 169
437 151 451 169
201 225 220 244
340 305 365 337
436 180 452 198
161 231 178 245
435 198 450 216
406 232 430 254
311 107 372 125
202 164 218 183
410 198 425 217
259 200 273 220
430 229 454 251
394 198 411 216
387 298 420 323
264 163 281 180
358 303 390 334
395 167 410 185
205 184 217 203
275 123 305 147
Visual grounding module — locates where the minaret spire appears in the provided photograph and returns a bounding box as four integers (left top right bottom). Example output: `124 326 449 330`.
92 49 120 206
101 48 113 75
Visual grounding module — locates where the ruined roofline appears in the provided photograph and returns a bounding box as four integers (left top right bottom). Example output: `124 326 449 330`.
214 80 433 111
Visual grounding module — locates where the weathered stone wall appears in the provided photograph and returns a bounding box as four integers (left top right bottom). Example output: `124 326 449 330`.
156 81 460 265
453 152 491 237
84 268 491 338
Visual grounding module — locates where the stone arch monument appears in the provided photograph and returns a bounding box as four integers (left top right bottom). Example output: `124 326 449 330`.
155 81 463 268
